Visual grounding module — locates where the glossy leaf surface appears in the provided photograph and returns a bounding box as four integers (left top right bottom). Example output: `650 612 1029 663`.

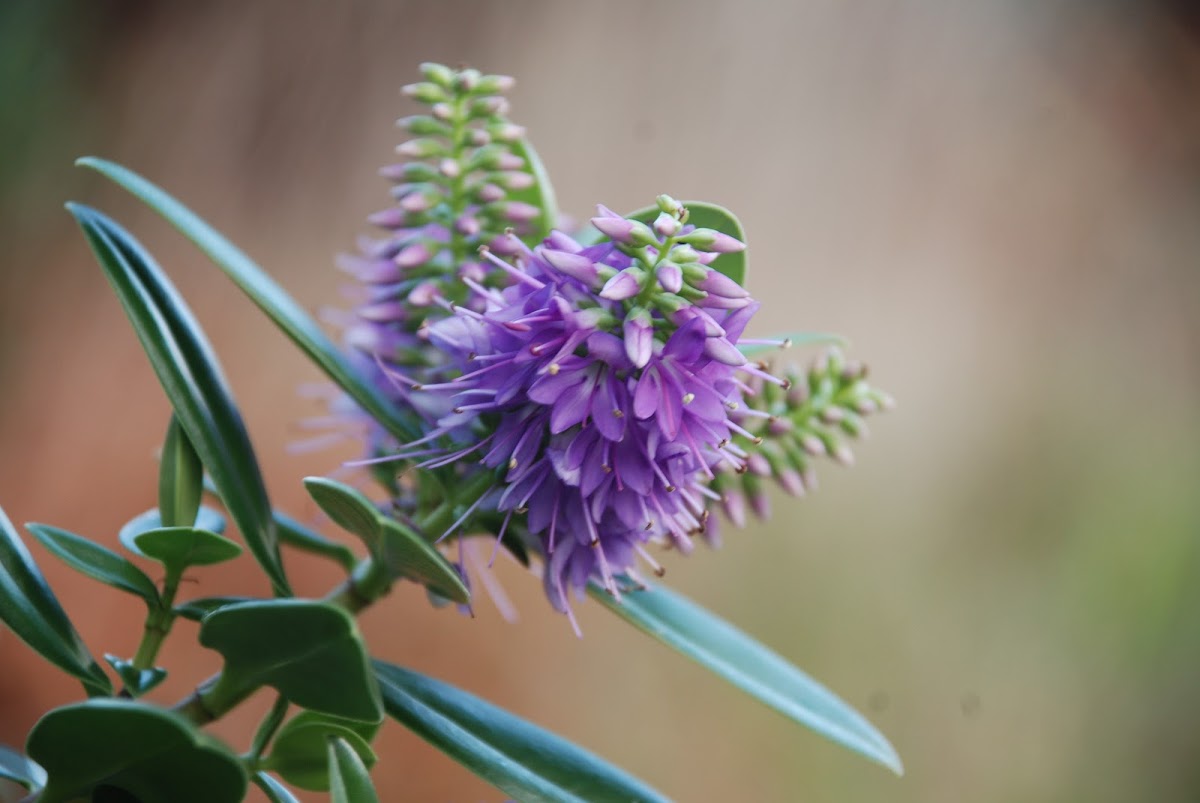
328 737 380 803
26 523 159 607
26 699 246 803
589 579 902 774
375 661 668 803
266 712 378 792
132 526 243 573
159 415 204 528
103 654 167 697
0 506 111 696
303 477 468 604
120 506 226 556
253 772 302 803
0 745 46 791
200 600 382 723
69 203 288 595
173 595 258 622
77 157 421 444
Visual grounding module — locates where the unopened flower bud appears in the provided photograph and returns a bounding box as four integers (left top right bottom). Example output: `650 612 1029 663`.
656 262 683 293
722 489 747 528
409 281 440 306
656 194 683 215
397 138 445 158
541 249 598 285
670 243 703 263
599 268 644 301
624 307 654 369
455 68 482 92
475 74 516 94
800 434 826 457
695 269 750 299
679 227 746 253
745 453 772 477
396 115 450 136
419 62 456 88
431 103 454 121
394 242 433 269
455 215 481 237
474 182 504 203
777 468 806 496
367 207 408 229
654 212 681 238
438 158 461 179
402 81 447 104
488 122 525 142
497 171 535 190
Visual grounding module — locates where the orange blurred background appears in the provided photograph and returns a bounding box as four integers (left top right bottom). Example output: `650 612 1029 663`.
2 2 1200 801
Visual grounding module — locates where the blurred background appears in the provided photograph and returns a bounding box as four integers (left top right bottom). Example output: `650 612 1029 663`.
2 1 1199 800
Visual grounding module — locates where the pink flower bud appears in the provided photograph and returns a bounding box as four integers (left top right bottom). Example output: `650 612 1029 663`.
624 308 654 369
599 268 643 301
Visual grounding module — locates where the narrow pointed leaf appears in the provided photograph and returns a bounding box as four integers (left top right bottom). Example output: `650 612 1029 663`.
76 157 421 443
26 699 246 803
68 203 288 595
0 505 111 696
738 331 848 358
200 600 382 723
328 736 380 803
375 661 669 803
26 523 159 607
507 138 558 244
275 511 357 571
266 712 378 792
253 772 303 803
159 415 204 528
173 595 258 622
303 478 468 604
589 579 902 774
0 745 46 791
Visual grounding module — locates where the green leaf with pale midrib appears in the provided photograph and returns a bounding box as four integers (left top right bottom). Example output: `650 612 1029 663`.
589 578 902 775
159 415 204 528
253 772 303 803
76 156 421 444
26 522 159 608
68 203 288 596
374 660 669 803
328 736 380 803
0 505 111 696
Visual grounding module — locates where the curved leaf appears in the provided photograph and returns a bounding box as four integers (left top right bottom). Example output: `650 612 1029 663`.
507 137 558 243
303 478 468 604
266 712 378 792
68 203 289 595
133 527 243 573
0 745 46 791
173 595 258 622
275 511 357 572
26 699 246 803
26 523 159 608
0 505 111 696
589 578 902 775
200 600 382 723
120 506 226 557
375 661 669 803
253 772 303 803
328 736 380 803
159 415 204 528
103 654 167 698
76 157 421 444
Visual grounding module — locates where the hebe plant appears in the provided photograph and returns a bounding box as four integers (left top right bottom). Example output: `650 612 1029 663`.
0 63 900 802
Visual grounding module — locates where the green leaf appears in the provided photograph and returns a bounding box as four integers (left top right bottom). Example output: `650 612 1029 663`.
588 578 903 775
0 745 46 791
303 478 469 604
120 506 226 557
76 157 422 444
0 505 111 696
265 712 378 792
374 661 669 803
328 737 380 803
133 527 243 573
200 600 382 723
738 331 848 359
507 138 558 244
253 772 303 803
275 511 357 572
159 415 204 528
26 699 246 803
173 595 258 622
575 200 748 286
68 203 289 596
103 654 167 697
26 523 159 608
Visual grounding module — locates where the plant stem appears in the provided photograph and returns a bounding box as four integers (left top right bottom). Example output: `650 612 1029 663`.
131 566 183 671
248 693 290 761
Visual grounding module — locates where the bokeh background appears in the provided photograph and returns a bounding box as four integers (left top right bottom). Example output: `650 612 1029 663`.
2 2 1199 801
